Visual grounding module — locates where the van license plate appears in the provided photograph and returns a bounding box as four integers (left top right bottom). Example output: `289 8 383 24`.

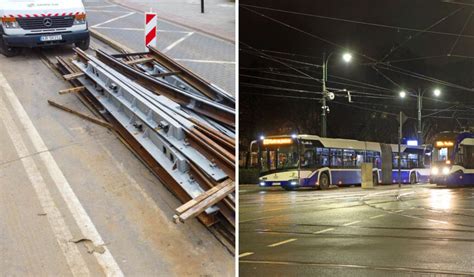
273 182 280 186
40 35 62 42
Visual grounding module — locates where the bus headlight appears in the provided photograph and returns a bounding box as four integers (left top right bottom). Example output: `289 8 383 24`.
442 167 450 175
431 167 439 175
259 182 265 187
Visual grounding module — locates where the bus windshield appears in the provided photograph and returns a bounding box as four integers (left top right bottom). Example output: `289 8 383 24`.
260 143 299 173
432 147 453 163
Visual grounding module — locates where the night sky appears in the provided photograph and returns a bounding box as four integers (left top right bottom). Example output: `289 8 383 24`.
239 0 474 151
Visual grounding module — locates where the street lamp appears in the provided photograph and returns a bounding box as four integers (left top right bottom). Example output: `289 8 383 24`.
321 51 352 137
399 88 441 144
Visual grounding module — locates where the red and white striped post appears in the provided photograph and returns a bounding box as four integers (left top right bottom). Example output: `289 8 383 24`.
144 12 157 51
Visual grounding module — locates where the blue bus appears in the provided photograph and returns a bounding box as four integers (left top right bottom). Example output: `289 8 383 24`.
431 131 474 186
256 135 431 191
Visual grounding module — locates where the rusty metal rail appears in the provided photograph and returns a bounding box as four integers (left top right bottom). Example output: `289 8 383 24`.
92 49 235 127
57 48 235 253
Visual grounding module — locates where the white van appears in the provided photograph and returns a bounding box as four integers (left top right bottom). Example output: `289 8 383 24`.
0 0 89 56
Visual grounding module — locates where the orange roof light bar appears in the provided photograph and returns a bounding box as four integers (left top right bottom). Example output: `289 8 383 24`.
436 141 454 147
262 138 293 146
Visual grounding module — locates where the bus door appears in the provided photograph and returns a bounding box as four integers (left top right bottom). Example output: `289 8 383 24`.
380 144 393 184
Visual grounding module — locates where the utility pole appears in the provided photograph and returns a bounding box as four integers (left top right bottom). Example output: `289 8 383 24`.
320 51 352 137
321 53 327 137
201 0 204 13
417 88 423 145
398 111 402 188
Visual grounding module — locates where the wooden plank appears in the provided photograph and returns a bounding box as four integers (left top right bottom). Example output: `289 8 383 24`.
124 57 154 65
59 86 85 95
63 72 85 81
175 179 232 215
47 100 114 130
175 182 235 223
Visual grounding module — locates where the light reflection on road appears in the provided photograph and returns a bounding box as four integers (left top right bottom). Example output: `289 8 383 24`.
429 189 452 210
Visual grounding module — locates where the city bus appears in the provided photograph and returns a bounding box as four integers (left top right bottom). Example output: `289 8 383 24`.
255 135 431 190
431 131 474 186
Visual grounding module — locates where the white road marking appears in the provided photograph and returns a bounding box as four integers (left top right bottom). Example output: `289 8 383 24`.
174 58 236 64
92 12 135 28
427 219 449 224
343 220 361 226
313 228 334 234
370 214 385 219
239 252 254 258
92 26 190 33
397 191 415 200
163 32 194 53
267 238 297 248
0 82 90 277
0 72 124 276
87 9 128 13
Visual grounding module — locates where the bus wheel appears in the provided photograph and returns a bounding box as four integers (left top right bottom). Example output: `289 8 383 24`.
372 172 378 186
319 173 330 190
410 173 417 184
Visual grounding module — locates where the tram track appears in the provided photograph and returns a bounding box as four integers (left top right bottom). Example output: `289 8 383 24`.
239 260 474 276
241 229 474 243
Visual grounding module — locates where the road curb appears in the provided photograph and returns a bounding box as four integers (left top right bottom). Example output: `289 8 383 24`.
108 0 235 44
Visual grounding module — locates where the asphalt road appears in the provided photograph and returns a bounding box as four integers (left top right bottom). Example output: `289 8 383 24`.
84 0 235 94
0 12 233 277
239 184 474 276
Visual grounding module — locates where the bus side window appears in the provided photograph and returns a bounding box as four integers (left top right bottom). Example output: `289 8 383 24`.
366 151 374 164
330 149 343 168
343 149 356 168
356 151 365 167
374 152 381 168
316 148 329 167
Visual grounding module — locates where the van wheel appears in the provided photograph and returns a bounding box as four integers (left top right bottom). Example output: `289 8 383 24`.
0 39 20 57
372 172 378 186
75 37 90 51
319 173 330 190
410 173 417 184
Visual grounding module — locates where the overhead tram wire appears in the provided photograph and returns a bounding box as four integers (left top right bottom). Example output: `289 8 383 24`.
240 82 323 95
242 5 474 93
241 52 398 93
260 49 323 61
240 42 323 84
379 7 463 62
241 91 322 101
240 4 474 40
241 48 322 67
448 11 474 56
245 52 397 92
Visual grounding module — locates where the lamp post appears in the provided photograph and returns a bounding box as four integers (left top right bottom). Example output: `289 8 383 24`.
321 52 352 137
399 88 441 145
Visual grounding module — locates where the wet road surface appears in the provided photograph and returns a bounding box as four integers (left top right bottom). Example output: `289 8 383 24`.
239 184 474 276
